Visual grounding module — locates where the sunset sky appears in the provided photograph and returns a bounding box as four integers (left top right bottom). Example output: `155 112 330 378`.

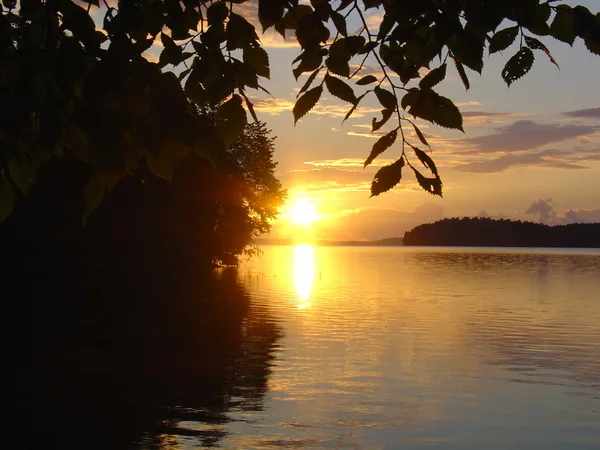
237 0 600 241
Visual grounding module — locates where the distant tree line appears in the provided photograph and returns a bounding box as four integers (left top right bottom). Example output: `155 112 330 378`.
403 217 600 248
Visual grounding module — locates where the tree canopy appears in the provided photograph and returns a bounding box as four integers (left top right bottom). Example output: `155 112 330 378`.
1 0 599 221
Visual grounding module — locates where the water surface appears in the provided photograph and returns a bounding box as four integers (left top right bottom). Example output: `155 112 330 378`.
135 246 600 449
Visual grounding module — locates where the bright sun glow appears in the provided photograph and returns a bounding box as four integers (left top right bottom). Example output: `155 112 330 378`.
289 199 319 225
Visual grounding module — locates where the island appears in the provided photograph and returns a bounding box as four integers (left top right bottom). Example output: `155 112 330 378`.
403 218 600 248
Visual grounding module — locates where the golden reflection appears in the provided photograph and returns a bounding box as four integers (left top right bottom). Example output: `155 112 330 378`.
293 244 315 307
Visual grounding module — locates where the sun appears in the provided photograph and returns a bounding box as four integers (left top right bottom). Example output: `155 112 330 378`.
289 198 319 225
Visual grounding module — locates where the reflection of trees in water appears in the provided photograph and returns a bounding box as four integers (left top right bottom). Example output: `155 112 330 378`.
1 268 282 450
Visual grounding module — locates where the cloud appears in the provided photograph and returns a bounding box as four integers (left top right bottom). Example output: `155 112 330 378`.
526 199 556 224
461 120 598 154
454 149 587 173
561 208 600 224
563 107 600 119
280 168 371 186
251 97 380 119
304 158 397 168
525 202 600 225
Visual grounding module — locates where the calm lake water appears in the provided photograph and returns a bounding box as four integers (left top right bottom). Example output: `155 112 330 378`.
131 246 600 449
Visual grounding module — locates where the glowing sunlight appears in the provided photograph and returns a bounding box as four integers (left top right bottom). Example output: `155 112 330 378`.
289 198 319 226
293 244 315 307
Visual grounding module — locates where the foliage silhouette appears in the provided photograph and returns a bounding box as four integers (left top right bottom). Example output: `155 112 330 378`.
403 217 600 247
1 0 599 219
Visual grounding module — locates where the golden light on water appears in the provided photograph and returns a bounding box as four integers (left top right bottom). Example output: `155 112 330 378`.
293 244 315 307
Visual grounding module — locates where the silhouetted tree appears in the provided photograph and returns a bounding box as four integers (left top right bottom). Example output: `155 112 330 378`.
2 1 599 220
403 217 600 247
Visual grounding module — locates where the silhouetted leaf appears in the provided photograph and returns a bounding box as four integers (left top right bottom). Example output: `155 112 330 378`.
331 11 347 37
325 74 357 103
358 40 378 54
241 91 259 122
377 13 395 41
450 29 484 73
502 47 535 86
374 86 396 109
525 36 559 68
411 122 430 148
297 67 322 97
8 157 35 197
343 93 366 123
489 26 519 54
412 168 443 197
370 158 405 197
414 147 438 177
403 90 464 132
244 46 270 78
217 94 248 147
294 85 323 124
364 128 397 167
159 32 182 67
371 108 393 132
0 177 16 222
419 63 447 89
82 180 105 220
551 5 576 45
356 75 377 85
451 56 470 90
207 1 229 25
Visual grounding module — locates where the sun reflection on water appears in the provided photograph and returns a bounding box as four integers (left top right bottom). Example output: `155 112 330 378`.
293 244 315 308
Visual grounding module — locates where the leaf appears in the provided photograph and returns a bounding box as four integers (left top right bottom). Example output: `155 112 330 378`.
419 63 447 89
241 91 259 122
489 26 519 54
404 90 464 132
414 147 438 177
358 40 378 54
370 158 405 197
377 13 395 41
297 67 322 98
159 32 182 67
371 108 393 132
0 177 17 222
207 1 229 25
217 94 248 147
293 85 323 124
364 129 397 168
411 122 430 148
145 150 174 182
243 46 270 78
450 29 484 73
412 168 443 197
343 93 366 123
374 86 396 109
324 74 357 103
525 36 559 68
82 180 105 220
501 47 535 87
451 55 470 90
8 157 36 197
356 75 377 85
331 11 348 37
550 5 576 45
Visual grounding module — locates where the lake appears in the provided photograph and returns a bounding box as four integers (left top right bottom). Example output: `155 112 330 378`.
131 245 600 449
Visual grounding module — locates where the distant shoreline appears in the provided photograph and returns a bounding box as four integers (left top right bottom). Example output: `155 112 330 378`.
403 218 600 248
252 237 404 247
